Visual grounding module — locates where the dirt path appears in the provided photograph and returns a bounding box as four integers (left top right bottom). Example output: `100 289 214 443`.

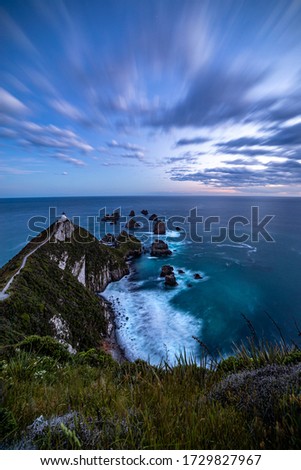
0 234 51 301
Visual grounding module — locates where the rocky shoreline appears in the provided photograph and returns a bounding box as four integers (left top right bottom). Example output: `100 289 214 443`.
99 295 128 363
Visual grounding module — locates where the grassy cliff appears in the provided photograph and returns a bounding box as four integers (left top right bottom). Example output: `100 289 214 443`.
1 223 301 450
0 223 141 349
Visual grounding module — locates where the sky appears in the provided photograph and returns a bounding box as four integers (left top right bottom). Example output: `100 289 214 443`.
1 0 301 197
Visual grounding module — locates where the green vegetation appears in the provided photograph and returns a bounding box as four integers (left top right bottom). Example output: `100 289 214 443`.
1 338 301 449
0 224 140 348
1 222 301 449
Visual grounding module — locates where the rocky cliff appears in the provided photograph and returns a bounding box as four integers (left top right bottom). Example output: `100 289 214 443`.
0 219 141 352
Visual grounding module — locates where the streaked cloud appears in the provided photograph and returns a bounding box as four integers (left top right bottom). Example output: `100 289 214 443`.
0 88 29 115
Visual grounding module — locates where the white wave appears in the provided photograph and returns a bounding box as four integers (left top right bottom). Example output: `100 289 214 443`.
103 276 202 365
216 243 257 253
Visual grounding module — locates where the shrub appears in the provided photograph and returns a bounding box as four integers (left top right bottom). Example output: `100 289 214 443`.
17 336 71 362
210 363 301 424
75 349 116 368
217 355 253 373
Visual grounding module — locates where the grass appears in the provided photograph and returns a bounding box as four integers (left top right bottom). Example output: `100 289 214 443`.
1 223 301 450
1 337 301 450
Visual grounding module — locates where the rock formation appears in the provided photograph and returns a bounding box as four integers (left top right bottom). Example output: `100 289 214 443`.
129 210 135 217
194 273 203 279
153 220 166 235
53 216 74 242
149 213 158 221
0 222 142 352
165 273 178 286
101 233 116 244
101 210 120 223
160 265 174 277
126 218 140 230
150 240 172 257
141 209 148 216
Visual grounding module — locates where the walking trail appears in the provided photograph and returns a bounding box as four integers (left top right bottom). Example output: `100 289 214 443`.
0 233 51 302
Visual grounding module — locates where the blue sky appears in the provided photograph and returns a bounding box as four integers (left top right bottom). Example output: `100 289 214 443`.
1 0 301 197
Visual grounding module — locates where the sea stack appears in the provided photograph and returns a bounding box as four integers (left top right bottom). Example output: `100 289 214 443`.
153 220 166 235
165 273 178 286
150 240 172 257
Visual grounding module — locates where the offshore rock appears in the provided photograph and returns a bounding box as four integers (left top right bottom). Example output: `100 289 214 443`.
194 273 203 279
150 240 172 257
126 218 140 230
160 265 174 277
101 210 120 223
149 213 158 221
165 273 178 287
141 209 148 216
153 220 166 235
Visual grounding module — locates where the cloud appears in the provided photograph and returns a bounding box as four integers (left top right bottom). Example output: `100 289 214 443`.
216 137 264 148
120 152 144 162
50 98 97 127
163 153 200 165
0 165 42 175
264 122 301 146
0 87 29 115
52 153 86 167
147 64 270 129
10 119 94 154
175 136 209 147
170 159 301 188
107 140 144 152
0 7 40 57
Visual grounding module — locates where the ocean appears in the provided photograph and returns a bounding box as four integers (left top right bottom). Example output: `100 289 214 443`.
1 196 301 364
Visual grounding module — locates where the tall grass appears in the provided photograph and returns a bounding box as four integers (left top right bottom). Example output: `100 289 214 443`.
1 337 301 450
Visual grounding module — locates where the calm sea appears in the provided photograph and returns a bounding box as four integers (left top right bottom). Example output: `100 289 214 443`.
1 196 300 363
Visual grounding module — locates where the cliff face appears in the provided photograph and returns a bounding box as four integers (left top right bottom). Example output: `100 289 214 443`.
0 220 141 352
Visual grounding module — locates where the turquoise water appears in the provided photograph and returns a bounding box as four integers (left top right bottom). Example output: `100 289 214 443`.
1 196 301 363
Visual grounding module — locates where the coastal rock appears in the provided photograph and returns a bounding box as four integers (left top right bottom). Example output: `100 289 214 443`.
165 273 178 286
116 231 142 259
178 269 185 274
194 273 202 279
149 213 158 221
141 209 148 216
160 265 174 277
126 218 140 230
150 240 172 257
153 220 166 235
129 210 135 217
175 226 182 232
101 233 116 244
101 210 120 223
53 216 74 242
